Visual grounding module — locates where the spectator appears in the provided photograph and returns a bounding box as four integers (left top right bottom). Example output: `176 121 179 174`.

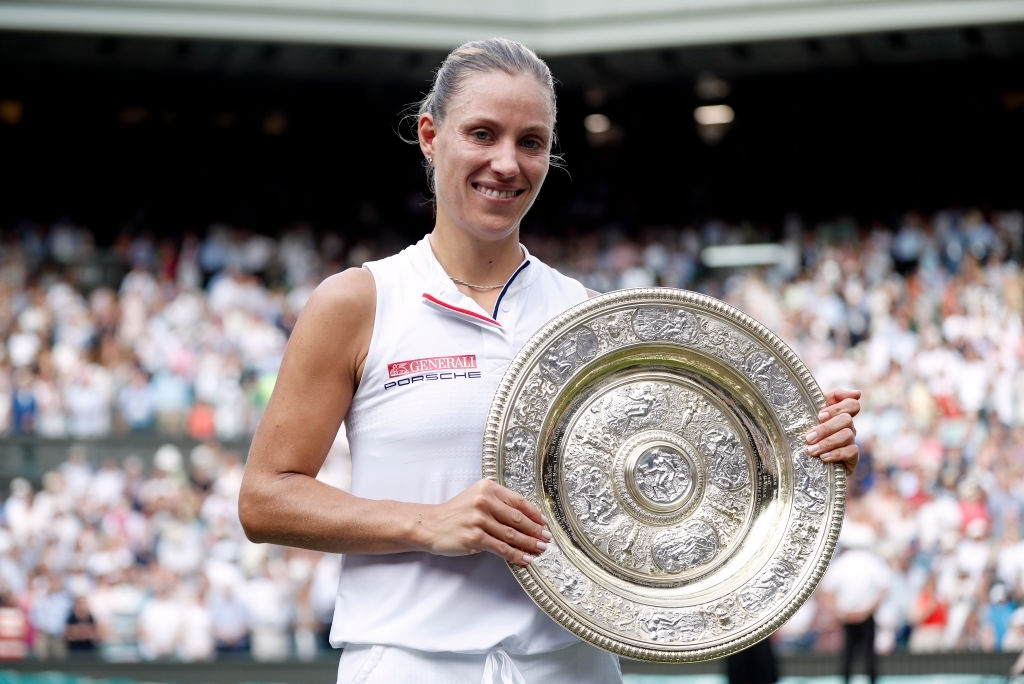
116 365 157 432
9 367 37 433
149 368 191 436
153 500 204 577
725 636 780 684
820 521 894 684
90 457 128 509
0 586 29 660
59 444 94 503
981 583 1018 651
243 557 293 662
208 582 251 655
31 353 66 438
63 364 114 438
177 581 215 662
136 581 183 661
3 478 34 546
64 593 101 652
775 596 820 652
28 568 73 660
91 569 144 662
292 578 321 661
1004 608 1024 653
908 573 950 653
875 548 915 653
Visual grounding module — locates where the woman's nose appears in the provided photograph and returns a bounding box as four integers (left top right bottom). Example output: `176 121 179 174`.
491 140 519 178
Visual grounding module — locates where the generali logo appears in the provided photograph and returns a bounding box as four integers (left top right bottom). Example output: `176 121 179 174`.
387 354 478 378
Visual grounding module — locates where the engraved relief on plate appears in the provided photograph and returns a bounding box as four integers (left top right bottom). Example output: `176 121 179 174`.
550 376 756 586
483 288 845 663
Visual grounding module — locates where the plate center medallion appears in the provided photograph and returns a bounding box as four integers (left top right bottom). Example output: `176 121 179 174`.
629 444 693 511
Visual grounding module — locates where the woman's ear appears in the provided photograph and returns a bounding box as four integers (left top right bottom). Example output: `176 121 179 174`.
418 113 437 160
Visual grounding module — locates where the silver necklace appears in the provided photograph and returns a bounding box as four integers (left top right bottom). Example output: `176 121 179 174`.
447 274 507 290
428 235 517 290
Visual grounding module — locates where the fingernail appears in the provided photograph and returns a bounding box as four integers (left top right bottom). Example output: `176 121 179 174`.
523 554 535 564
818 411 829 421
536 541 548 552
805 431 818 444
541 528 552 541
807 444 820 455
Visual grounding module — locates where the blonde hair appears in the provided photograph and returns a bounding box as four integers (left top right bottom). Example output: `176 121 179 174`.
419 37 557 127
405 37 562 191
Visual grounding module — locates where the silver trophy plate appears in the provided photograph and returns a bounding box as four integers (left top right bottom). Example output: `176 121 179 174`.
483 287 845 662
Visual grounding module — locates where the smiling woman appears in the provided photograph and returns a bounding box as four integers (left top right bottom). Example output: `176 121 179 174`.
236 36 862 684
237 38 626 684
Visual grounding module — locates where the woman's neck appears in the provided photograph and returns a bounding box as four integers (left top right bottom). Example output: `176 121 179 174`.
427 230 525 290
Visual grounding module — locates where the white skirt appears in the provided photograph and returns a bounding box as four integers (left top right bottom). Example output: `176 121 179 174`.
336 640 622 684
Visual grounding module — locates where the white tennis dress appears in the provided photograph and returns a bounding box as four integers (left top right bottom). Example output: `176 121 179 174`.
332 236 621 683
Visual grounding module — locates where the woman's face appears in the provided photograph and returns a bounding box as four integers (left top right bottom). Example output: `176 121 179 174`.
420 70 553 243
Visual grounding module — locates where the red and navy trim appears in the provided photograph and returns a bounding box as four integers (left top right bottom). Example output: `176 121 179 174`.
422 293 503 328
491 260 531 319
422 259 532 327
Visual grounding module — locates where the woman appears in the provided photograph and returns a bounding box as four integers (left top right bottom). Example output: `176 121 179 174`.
238 37 862 683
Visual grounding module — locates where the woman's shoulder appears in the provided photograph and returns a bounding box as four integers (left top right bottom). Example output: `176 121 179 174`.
318 265 375 293
286 267 377 377
301 267 376 326
528 254 590 300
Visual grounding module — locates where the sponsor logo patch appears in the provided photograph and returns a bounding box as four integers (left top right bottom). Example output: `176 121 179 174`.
384 354 482 391
387 354 478 378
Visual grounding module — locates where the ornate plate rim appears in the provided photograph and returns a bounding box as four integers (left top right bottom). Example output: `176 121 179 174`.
482 287 846 662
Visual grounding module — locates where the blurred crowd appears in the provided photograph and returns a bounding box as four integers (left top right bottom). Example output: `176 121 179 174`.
1 204 1023 662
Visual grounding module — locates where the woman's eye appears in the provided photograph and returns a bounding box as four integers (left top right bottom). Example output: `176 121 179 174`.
472 130 491 141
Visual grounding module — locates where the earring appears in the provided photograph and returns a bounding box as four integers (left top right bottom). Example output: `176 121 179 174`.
426 157 433 165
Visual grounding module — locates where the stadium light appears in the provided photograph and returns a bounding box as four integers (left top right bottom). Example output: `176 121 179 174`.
694 104 735 126
0 99 23 125
584 113 611 134
694 103 735 145
584 111 622 149
700 243 786 268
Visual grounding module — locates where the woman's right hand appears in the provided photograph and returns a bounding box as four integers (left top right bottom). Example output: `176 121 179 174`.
414 479 552 566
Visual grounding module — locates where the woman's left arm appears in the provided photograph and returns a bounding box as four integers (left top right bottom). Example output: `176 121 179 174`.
807 388 861 476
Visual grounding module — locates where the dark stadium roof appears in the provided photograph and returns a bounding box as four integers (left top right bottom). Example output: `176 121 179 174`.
2 23 1023 240
3 22 1024 87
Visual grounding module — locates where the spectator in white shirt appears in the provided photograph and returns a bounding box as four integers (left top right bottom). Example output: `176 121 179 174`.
820 521 894 684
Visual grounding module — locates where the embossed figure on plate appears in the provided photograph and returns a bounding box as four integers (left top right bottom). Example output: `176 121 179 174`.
503 427 537 492
540 327 600 384
745 351 800 410
707 597 742 633
601 383 668 435
634 446 691 506
699 423 750 491
651 520 720 574
567 465 618 525
794 453 829 514
638 609 705 643
631 307 699 344
536 549 589 602
738 560 797 614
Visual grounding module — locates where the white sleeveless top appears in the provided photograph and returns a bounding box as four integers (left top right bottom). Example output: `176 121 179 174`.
330 235 588 654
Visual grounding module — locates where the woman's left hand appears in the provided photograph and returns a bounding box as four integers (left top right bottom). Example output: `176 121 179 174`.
806 388 861 476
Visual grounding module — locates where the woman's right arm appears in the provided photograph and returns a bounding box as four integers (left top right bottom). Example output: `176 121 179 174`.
238 266 406 553
237 267 549 564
